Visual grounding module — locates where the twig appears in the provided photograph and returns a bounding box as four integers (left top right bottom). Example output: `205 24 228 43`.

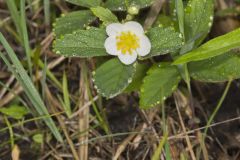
45 86 80 160
174 92 196 160
0 75 14 99
78 61 89 160
144 0 165 30
70 95 98 119
113 109 158 159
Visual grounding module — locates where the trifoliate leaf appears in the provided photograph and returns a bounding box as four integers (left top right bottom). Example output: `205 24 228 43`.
105 0 154 11
143 27 183 59
54 28 108 57
65 0 101 8
53 10 95 38
140 64 181 109
93 58 136 98
125 63 149 92
91 6 118 25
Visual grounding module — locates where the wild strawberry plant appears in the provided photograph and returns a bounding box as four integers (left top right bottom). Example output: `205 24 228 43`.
53 0 240 109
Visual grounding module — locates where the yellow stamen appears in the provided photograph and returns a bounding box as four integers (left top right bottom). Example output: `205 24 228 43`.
116 31 140 55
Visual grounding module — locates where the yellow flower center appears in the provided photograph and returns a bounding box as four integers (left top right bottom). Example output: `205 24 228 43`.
116 31 140 54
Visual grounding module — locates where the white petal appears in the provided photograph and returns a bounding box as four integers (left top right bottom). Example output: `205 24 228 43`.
106 23 123 36
104 36 119 55
137 35 151 56
123 21 144 34
118 52 137 65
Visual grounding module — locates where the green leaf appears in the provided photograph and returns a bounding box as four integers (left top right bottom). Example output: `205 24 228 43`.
91 6 118 25
0 105 28 119
33 134 44 144
93 58 136 98
125 63 149 92
153 15 174 28
189 51 240 82
5 0 22 39
175 0 184 36
184 0 214 45
173 28 240 64
140 64 181 109
54 28 107 57
143 27 183 58
65 0 101 8
53 10 95 38
105 0 154 11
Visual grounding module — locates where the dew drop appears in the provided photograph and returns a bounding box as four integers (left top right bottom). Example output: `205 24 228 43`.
208 22 212 27
118 7 123 10
179 33 183 38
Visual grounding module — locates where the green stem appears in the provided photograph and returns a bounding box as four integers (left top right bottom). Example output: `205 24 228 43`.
4 116 14 148
203 79 232 138
125 0 129 7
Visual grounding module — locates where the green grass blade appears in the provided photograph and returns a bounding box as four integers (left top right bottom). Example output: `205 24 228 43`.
44 0 50 26
151 132 168 160
20 0 33 77
4 116 14 148
173 28 240 64
203 79 232 137
37 59 62 89
5 0 22 38
0 33 63 142
62 71 72 117
165 141 172 160
40 57 48 100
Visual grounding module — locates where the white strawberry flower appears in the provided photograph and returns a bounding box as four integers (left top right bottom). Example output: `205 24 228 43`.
104 21 151 65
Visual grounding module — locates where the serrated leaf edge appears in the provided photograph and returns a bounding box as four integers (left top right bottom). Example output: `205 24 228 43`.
140 65 181 108
92 62 137 98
